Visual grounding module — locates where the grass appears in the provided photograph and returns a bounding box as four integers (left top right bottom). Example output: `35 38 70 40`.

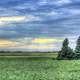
0 57 80 80
0 52 58 59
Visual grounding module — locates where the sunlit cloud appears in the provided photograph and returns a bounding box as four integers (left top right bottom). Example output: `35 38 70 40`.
0 15 41 26
27 44 54 49
0 38 63 51
0 16 26 22
0 39 17 47
32 38 63 44
0 16 26 26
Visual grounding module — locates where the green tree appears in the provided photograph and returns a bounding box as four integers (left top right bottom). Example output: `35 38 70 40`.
57 38 74 59
75 36 80 53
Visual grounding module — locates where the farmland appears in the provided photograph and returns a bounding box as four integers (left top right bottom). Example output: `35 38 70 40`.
0 52 58 58
0 53 80 80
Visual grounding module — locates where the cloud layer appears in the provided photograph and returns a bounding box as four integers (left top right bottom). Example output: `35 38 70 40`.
0 0 80 51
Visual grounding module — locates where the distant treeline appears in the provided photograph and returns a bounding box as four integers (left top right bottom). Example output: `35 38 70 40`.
0 51 58 53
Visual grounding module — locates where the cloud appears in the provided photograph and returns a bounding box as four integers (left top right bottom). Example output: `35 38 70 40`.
0 16 26 22
0 15 41 26
0 0 79 51
0 37 63 51
56 0 72 6
14 3 38 10
27 44 54 50
0 39 17 47
69 9 80 15
0 16 26 26
38 0 48 6
37 0 72 6
35 10 58 17
0 30 17 34
0 7 20 16
32 38 63 44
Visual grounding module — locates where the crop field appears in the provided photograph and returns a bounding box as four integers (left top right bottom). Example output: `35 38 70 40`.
0 55 80 80
0 52 58 59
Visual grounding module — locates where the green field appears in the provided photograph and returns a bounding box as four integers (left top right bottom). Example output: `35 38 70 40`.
0 56 80 80
0 52 58 59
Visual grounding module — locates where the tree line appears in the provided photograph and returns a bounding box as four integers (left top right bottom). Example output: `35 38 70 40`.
57 36 80 60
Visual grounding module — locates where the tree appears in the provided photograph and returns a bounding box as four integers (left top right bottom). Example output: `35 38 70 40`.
75 36 80 53
57 38 74 59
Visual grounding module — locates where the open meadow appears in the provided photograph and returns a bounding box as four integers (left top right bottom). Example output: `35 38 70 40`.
0 53 80 80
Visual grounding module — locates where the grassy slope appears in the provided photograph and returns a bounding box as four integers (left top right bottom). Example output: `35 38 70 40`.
0 58 80 80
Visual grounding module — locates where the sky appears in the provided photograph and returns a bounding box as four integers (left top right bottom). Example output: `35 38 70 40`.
0 0 80 51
